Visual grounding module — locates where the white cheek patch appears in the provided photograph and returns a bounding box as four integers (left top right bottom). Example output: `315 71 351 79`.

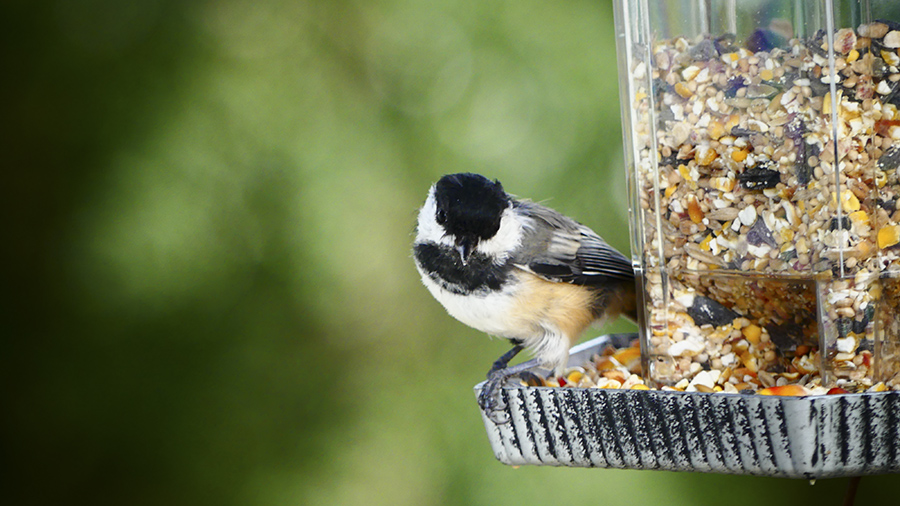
415 187 455 247
475 207 525 261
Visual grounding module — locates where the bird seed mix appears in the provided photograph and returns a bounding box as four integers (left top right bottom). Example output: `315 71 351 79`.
621 22 900 394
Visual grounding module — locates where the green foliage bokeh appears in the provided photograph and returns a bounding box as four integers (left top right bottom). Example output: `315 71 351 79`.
7 0 899 504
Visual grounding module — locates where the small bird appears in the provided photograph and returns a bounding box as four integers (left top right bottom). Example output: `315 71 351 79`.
413 173 637 415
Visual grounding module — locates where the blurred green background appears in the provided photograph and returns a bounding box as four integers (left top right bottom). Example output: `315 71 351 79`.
7 0 899 504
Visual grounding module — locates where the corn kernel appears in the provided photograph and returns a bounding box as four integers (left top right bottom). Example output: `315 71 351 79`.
708 120 725 140
711 176 735 192
696 145 718 165
598 379 622 389
742 324 762 345
857 241 873 259
841 189 860 212
869 382 888 393
612 347 641 366
878 225 900 248
594 357 616 371
567 371 584 384
731 148 749 162
687 196 704 223
849 210 869 225
780 228 795 243
630 384 650 390
758 385 811 396
847 49 859 63
682 65 700 81
739 352 759 373
760 69 774 81
674 82 693 98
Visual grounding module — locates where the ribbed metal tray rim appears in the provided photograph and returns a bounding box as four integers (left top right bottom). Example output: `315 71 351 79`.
475 334 900 478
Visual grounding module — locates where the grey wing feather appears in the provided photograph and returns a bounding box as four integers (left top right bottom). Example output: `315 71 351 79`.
512 200 634 285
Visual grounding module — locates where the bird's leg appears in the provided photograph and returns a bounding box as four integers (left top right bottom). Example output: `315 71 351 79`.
478 340 529 422
487 341 525 377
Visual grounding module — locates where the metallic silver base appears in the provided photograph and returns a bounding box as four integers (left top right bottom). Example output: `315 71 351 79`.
475 334 900 478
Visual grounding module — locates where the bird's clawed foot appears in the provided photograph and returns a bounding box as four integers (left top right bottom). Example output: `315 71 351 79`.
478 369 509 414
477 368 547 424
477 342 546 424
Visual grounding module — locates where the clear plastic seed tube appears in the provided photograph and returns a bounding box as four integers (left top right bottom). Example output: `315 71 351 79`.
614 0 900 392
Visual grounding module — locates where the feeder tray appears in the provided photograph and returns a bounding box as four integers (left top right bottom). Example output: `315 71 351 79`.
475 334 900 479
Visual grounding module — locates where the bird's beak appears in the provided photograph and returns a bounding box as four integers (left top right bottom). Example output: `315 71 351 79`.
455 238 474 266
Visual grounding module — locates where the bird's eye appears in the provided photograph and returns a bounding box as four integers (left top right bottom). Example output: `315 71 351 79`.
436 208 447 225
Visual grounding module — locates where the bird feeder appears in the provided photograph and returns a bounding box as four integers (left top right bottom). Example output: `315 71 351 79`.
476 0 900 478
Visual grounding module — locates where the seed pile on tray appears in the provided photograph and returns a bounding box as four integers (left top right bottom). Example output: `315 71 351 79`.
628 21 900 393
537 340 648 391
530 338 892 395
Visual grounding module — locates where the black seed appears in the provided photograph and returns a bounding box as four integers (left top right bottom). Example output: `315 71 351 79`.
784 113 804 141
882 79 900 102
836 318 852 338
658 107 676 123
887 85 900 108
730 126 755 137
724 76 745 98
747 28 784 52
830 217 851 231
852 316 869 335
714 33 736 55
809 77 832 96
857 338 874 352
652 77 666 101
808 30 828 57
747 218 776 247
767 321 805 352
796 141 818 186
878 198 896 212
872 57 888 79
878 145 900 172
687 295 739 328
780 249 798 262
659 151 677 169
690 39 717 61
865 303 875 323
765 361 787 374
779 70 799 89
739 167 781 190
875 19 900 32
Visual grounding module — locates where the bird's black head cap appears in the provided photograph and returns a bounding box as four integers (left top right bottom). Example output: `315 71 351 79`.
434 173 509 241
